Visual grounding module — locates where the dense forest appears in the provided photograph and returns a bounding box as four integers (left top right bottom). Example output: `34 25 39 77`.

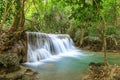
1 0 120 50
0 0 120 80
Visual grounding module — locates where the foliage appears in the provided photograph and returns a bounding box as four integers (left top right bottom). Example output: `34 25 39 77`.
0 0 14 29
0 0 120 50
25 0 70 33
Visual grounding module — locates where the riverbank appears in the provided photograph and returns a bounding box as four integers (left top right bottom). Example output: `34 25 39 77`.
0 50 120 80
81 50 120 80
82 63 120 80
0 65 40 80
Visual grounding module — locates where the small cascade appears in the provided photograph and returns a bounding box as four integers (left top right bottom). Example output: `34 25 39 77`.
27 32 76 62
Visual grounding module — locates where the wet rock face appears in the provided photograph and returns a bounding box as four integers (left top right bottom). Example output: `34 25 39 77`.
0 31 27 63
12 40 27 63
89 62 105 67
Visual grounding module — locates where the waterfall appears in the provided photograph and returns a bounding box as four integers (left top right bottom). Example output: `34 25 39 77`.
27 32 78 62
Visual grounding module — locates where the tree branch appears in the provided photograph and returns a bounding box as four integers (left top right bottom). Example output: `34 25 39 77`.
0 0 15 29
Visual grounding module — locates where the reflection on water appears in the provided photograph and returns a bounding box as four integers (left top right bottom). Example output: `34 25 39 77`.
25 51 120 80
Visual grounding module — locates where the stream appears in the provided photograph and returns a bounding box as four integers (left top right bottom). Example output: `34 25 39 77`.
25 51 120 80
25 32 120 80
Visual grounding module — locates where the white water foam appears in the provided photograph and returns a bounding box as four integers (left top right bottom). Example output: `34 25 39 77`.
24 32 86 66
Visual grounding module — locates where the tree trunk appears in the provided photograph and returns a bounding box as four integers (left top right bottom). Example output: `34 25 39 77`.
79 28 85 47
0 0 27 63
93 0 108 65
114 0 117 28
9 0 25 32
103 20 108 65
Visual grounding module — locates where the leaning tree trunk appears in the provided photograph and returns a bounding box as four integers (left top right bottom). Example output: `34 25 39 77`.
0 0 27 63
9 0 25 32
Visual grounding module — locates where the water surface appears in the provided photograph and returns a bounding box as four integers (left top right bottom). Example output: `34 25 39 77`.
25 51 120 80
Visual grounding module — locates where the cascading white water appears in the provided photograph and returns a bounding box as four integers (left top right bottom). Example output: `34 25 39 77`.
27 32 79 62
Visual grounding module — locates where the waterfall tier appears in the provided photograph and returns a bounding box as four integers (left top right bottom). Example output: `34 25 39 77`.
27 32 76 62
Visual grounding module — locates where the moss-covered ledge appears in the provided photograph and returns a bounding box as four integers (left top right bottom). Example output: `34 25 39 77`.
0 53 40 80
0 65 40 80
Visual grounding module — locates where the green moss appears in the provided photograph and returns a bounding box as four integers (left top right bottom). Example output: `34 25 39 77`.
0 53 19 68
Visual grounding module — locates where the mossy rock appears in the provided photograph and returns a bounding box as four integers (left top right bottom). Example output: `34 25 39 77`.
0 53 19 68
0 66 40 80
83 63 120 80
